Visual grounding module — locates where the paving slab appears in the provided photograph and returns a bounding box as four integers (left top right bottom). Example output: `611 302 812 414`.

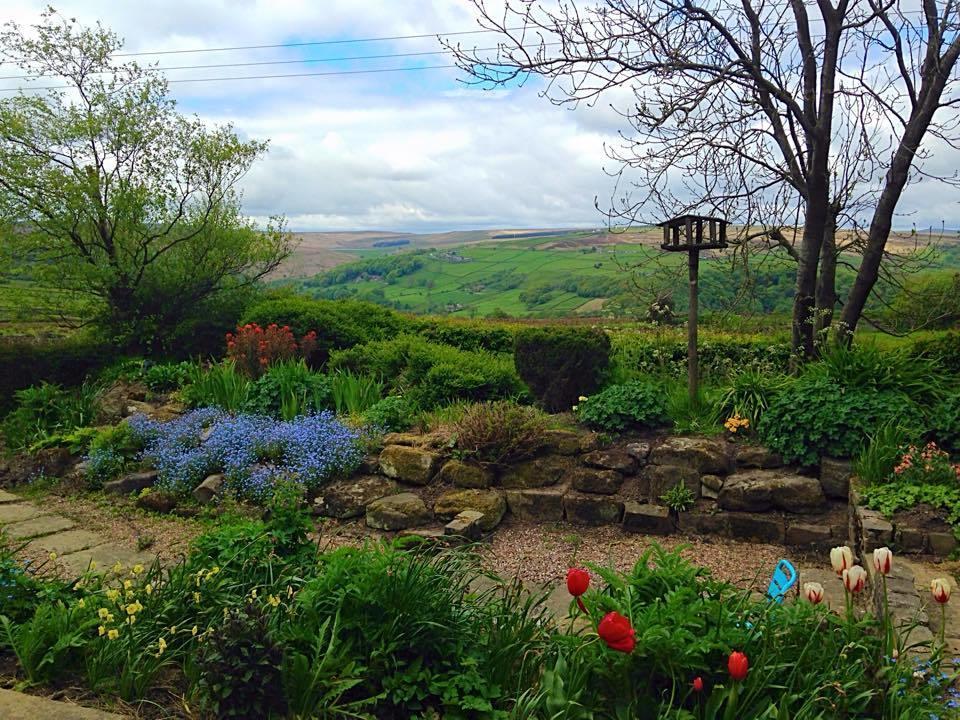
58 545 157 576
0 489 22 504
0 688 127 718
0 503 46 525
3 514 76 540
28 529 109 556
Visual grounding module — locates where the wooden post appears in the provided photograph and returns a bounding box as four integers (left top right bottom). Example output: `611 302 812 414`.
687 249 699 402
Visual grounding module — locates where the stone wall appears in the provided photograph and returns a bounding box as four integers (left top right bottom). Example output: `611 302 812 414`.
313 429 860 550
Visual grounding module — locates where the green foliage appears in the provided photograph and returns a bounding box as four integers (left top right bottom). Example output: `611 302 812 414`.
408 317 515 353
140 361 194 392
665 382 723 435
1 382 100 451
83 448 127 488
244 359 331 420
659 482 695 512
514 327 611 412
362 395 415 433
0 535 68 624
574 380 669 433
886 271 960 332
855 421 919 485
330 335 527 410
929 393 960 456
717 370 791 428
0 12 292 353
195 601 288 719
910 331 960 374
181 361 250 412
860 482 960 526
329 371 383 415
452 401 549 463
760 376 918 466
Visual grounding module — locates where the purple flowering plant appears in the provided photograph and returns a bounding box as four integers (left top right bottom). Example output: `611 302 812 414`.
128 408 363 501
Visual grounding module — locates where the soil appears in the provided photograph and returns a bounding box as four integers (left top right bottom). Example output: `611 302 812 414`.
893 503 954 534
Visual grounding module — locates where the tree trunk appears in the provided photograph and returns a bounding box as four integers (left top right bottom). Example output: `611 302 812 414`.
792 180 831 358
814 210 838 339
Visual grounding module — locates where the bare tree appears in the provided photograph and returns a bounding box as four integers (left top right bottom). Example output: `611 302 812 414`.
447 0 960 354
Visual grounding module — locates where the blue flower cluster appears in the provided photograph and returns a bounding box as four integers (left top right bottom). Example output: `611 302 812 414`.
129 408 364 501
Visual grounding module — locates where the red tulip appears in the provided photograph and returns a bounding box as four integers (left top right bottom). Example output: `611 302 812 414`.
692 676 704 693
597 611 635 653
728 651 749 681
567 567 589 596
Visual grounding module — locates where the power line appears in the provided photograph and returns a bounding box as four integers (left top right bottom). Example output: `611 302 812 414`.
0 64 460 92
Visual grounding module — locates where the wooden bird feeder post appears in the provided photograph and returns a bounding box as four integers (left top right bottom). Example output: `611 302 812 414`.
658 215 728 402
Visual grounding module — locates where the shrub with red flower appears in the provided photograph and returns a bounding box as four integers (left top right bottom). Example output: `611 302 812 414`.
727 650 749 681
226 323 316 377
597 611 636 653
892 441 960 484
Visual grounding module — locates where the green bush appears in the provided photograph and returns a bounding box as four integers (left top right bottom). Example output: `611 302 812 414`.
929 393 960 455
1 382 100 451
241 297 403 365
329 335 527 409
574 379 669 432
759 376 918 466
328 371 383 415
452 401 549 463
181 362 251 413
408 316 515 353
243 360 331 420
855 420 919 485
514 326 611 412
910 331 960 374
362 395 415 432
717 370 792 428
83 421 145 487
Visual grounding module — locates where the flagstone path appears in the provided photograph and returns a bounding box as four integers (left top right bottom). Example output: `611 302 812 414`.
0 689 125 719
0 489 154 576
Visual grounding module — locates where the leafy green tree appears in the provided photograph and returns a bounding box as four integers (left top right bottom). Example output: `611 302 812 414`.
0 9 293 351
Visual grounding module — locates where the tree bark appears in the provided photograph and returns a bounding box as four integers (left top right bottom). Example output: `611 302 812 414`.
814 209 838 338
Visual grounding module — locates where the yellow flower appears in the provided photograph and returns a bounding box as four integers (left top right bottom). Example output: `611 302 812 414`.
89 561 97 570
157 637 167 655
126 615 136 625
572 405 578 412
267 594 280 608
132 564 144 575
106 589 120 602
191 625 198 636
48 552 57 561
112 561 123 574
207 566 220 579
126 601 142 616
98 625 106 636
123 580 133 590
98 607 110 620
578 396 588 402
170 625 178 634
107 629 119 640
106 612 115 623
250 588 257 599
77 599 85 609
193 592 201 603
145 583 153 596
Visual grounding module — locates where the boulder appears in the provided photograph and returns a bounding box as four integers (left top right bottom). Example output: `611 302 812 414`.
623 502 674 535
444 510 485 541
438 460 494 489
644 464 700 502
726 511 785 543
366 493 432 531
563 492 623 524
650 437 731 475
500 455 572 489
433 488 507 532
700 474 723 499
569 467 623 495
819 457 853 500
383 432 422 447
718 469 825 513
784 522 832 548
625 442 652 462
578 433 603 453
582 450 637 475
135 490 178 514
928 531 958 556
313 476 397 519
104 470 158 495
736 445 784 469
541 429 582 456
505 486 566 521
678 507 729 535
379 445 440 485
192 473 226 504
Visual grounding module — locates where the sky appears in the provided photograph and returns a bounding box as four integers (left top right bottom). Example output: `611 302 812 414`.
1 0 958 233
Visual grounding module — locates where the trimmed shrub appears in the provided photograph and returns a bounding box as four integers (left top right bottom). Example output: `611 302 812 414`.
452 401 549 463
759 376 919 466
329 336 526 409
575 380 669 432
514 327 611 412
408 317 515 353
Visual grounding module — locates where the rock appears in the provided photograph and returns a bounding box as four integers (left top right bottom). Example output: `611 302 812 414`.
542 429 582 456
625 442 652 462
438 460 494 489
678 507 729 535
578 433 603 453
582 450 637 475
785 522 832 548
312 476 397 519
433 488 506 531
928 531 958 556
104 470 158 495
95 381 149 424
192 473 226 504
736 445 784 469
856 507 893 551
819 457 853 500
701 474 723 499
135 490 178 514
895 526 927 553
379 445 440 485
444 510 485 541
500 455 572 489
383 432 423 447
623 502 674 535
569 467 623 495
644 464 700 501
152 402 185 422
505 486 566 521
358 455 381 474
650 437 731 475
366 493 432 531
718 469 825 513
32 448 75 478
726 511 785 543
563 492 623 524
